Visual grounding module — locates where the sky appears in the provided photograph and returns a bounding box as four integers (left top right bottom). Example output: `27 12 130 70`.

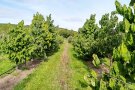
0 0 130 31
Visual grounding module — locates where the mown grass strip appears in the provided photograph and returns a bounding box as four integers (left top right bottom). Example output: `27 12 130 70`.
14 43 65 90
15 42 90 90
68 44 90 90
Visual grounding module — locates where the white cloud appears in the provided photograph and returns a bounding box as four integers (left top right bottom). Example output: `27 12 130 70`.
64 17 83 22
0 0 131 30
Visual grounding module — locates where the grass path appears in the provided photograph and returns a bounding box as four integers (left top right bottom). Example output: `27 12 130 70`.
14 42 65 90
14 41 90 90
68 44 90 90
59 41 70 90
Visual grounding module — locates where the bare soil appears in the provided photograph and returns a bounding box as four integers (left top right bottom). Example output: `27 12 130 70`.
0 60 41 90
86 61 109 79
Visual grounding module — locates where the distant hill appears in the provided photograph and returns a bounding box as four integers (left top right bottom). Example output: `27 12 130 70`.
0 23 16 34
0 23 77 38
56 27 77 38
0 23 30 34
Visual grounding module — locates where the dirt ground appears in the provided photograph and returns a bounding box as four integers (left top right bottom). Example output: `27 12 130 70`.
86 61 109 79
0 60 41 90
0 42 71 90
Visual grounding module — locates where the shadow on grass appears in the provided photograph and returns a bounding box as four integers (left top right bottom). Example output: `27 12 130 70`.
17 60 42 70
46 47 60 57
17 46 62 70
79 80 88 88
72 53 90 72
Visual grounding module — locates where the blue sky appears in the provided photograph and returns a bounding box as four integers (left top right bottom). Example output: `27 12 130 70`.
0 0 130 30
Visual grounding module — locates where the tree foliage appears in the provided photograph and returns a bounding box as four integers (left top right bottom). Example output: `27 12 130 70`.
30 12 59 58
2 12 61 65
85 0 135 89
57 28 77 38
5 20 34 64
73 13 121 59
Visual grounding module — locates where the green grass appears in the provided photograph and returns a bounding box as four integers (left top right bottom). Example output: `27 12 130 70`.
14 43 65 90
68 44 90 90
14 42 90 90
0 55 16 75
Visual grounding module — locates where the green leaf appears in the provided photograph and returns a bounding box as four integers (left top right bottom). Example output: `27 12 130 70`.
113 48 121 61
134 14 135 23
112 61 120 75
119 86 125 90
131 23 135 32
90 78 96 87
119 75 126 83
131 74 135 81
127 7 133 21
115 1 123 15
130 0 135 6
123 5 127 15
109 78 116 89
124 18 130 33
127 33 133 45
90 69 97 78
86 86 93 90
102 58 110 66
92 54 100 67
84 70 97 87
118 42 131 62
99 79 107 90
127 83 135 90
